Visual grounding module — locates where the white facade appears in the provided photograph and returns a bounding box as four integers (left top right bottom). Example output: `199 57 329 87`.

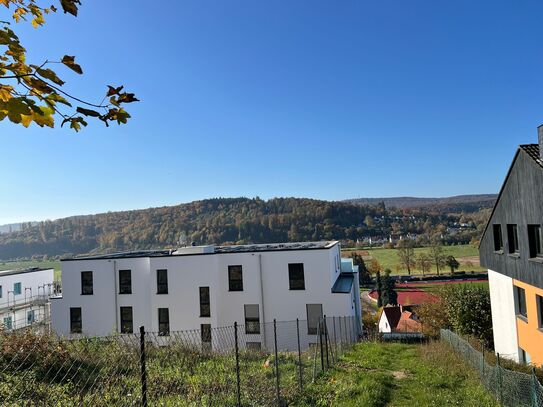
378 312 392 333
0 268 55 331
51 241 361 350
488 269 520 362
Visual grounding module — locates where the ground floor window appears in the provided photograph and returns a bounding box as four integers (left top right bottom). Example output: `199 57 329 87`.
244 304 260 334
27 310 35 324
158 308 169 336
3 316 12 330
201 324 211 345
306 304 323 335
120 306 133 334
70 307 82 334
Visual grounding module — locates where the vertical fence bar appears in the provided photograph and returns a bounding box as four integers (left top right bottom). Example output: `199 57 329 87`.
273 319 281 407
333 316 338 360
324 315 329 368
296 318 303 392
234 322 241 407
532 367 538 407
319 319 325 372
497 353 503 405
139 326 147 407
338 316 343 354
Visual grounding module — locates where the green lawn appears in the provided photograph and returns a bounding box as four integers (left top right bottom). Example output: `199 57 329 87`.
0 259 61 279
343 244 486 276
295 341 498 407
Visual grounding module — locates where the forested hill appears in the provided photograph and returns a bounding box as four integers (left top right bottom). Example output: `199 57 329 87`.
0 197 488 260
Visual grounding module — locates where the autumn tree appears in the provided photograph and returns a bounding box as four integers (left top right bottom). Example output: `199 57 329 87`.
0 0 138 131
396 239 415 275
428 240 446 275
368 258 382 276
351 252 371 285
446 255 460 275
416 252 432 276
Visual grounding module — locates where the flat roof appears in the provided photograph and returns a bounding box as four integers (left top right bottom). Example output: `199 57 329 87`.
0 267 54 277
62 241 339 261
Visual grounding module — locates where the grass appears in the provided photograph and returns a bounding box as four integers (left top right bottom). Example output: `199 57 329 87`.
296 341 498 407
343 244 486 276
0 259 61 279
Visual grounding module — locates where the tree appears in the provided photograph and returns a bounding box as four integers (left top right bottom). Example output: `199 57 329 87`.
363 215 374 228
0 0 138 131
380 268 398 306
429 240 446 275
368 258 382 276
374 270 383 307
397 239 415 275
446 255 460 275
416 252 432 276
351 252 371 285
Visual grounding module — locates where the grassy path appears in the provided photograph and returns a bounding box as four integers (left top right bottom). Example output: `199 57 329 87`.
295 341 498 406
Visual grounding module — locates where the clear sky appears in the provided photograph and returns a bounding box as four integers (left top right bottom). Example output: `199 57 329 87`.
1 0 543 224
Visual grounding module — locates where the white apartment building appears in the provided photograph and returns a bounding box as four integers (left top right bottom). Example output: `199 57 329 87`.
0 267 56 331
51 241 362 350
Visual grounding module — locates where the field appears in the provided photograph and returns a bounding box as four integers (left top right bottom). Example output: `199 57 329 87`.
343 244 486 276
298 341 498 406
0 260 62 279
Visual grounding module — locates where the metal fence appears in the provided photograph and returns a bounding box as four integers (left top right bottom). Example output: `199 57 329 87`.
0 315 359 406
441 329 543 407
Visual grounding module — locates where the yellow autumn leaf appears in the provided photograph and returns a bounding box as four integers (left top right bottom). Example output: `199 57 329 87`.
0 85 13 102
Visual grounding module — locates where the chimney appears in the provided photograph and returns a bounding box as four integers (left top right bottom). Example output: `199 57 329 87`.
538 125 543 161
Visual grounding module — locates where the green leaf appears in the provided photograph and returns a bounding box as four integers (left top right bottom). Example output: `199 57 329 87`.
34 66 65 85
61 55 83 74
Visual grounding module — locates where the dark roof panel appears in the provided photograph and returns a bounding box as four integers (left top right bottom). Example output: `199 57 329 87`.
520 144 543 168
331 273 354 293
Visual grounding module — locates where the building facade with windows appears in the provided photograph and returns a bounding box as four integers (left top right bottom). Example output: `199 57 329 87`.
51 241 361 350
0 267 56 331
480 127 543 366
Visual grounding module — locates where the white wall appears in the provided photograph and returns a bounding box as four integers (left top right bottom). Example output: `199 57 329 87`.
378 312 392 333
488 269 519 362
0 268 55 305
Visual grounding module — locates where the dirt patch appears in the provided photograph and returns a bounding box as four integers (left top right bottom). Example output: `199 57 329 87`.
456 256 480 266
392 370 408 380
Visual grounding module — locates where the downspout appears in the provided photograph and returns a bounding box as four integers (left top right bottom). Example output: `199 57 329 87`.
113 260 119 333
258 254 267 348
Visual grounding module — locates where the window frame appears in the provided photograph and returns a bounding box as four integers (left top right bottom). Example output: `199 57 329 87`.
120 306 133 334
70 307 82 334
199 286 210 317
13 282 21 295
27 309 35 324
3 316 12 330
81 271 93 295
0 284 2 298
119 269 132 294
493 224 504 252
537 295 543 330
515 286 527 319
507 224 520 254
156 269 168 295
158 308 169 336
244 304 260 334
288 263 305 290
228 265 243 292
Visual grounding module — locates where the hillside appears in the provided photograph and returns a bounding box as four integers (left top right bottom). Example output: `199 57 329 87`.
345 194 497 212
0 197 489 260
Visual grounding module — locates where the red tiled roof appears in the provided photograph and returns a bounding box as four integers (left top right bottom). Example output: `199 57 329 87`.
369 289 438 306
395 311 422 333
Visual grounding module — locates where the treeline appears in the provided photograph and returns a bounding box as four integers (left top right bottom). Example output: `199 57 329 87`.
0 197 487 260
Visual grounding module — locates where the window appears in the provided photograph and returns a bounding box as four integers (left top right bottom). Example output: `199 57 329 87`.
81 271 93 295
306 303 323 335
158 308 169 336
228 265 243 291
201 323 211 344
507 224 519 254
13 282 21 295
0 285 2 298
244 304 260 334
27 310 35 324
3 316 12 330
119 269 132 294
157 269 168 294
493 224 504 252
537 295 543 329
120 306 133 334
289 263 305 290
70 307 82 333
515 286 527 318
520 348 532 364
528 225 543 258
246 342 261 351
199 287 210 317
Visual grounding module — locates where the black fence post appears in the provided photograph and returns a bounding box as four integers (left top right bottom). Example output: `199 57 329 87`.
234 322 241 407
319 319 325 372
324 315 329 368
338 316 343 354
273 319 281 407
333 316 337 360
497 353 503 405
139 326 147 407
296 318 303 393
532 367 538 407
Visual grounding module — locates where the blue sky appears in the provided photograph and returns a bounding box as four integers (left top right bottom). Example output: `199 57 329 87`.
1 0 543 224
